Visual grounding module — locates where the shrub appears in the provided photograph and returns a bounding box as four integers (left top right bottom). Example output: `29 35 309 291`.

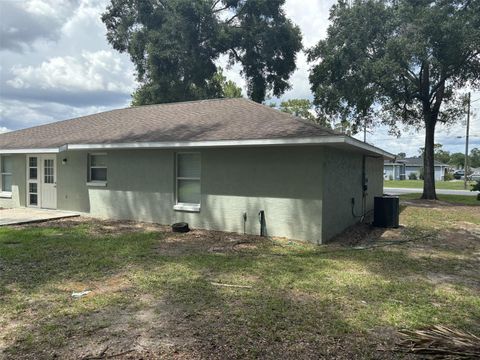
444 172 454 181
419 167 424 180
409 172 418 180
471 181 480 201
389 175 393 180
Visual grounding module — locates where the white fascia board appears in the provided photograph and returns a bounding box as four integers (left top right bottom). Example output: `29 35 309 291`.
0 148 59 154
65 136 343 150
65 136 393 158
344 137 395 160
1 136 394 159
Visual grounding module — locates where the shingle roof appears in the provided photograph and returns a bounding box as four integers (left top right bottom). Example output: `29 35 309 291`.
0 98 339 150
384 157 448 166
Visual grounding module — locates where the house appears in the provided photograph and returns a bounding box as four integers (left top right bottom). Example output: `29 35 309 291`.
0 98 393 243
384 157 449 181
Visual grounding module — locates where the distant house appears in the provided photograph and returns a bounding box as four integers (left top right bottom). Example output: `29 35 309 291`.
0 98 394 243
384 157 449 181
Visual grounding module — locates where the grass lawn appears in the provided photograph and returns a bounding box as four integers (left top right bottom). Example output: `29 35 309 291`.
384 179 476 190
400 193 480 206
1 206 479 359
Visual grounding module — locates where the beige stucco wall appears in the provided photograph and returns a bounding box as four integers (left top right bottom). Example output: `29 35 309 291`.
321 148 384 241
58 147 325 243
0 154 26 208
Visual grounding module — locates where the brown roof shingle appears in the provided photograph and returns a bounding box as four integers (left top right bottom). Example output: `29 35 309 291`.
0 98 339 150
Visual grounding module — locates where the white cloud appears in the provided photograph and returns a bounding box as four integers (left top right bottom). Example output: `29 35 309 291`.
24 0 80 19
0 98 126 130
0 127 11 134
62 0 107 38
7 50 134 93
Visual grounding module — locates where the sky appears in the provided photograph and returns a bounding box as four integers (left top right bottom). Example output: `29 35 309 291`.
0 0 479 157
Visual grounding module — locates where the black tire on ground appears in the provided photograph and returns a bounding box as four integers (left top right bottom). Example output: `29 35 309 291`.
172 222 190 233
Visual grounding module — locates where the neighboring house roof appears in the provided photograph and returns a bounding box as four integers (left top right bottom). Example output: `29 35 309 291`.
0 98 393 159
384 157 448 167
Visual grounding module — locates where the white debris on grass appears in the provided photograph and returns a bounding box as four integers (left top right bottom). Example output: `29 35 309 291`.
71 290 92 298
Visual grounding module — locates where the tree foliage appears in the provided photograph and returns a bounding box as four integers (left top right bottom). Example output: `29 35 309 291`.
132 68 242 105
213 69 242 98
308 0 480 199
417 144 480 168
449 152 466 168
470 148 480 168
279 99 315 121
102 0 302 105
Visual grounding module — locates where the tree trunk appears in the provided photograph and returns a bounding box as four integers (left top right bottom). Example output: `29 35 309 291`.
422 115 437 200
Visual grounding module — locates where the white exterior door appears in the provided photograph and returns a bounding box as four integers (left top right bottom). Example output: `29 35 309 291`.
41 156 57 209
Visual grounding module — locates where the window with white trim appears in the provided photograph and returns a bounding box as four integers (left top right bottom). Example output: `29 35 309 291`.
176 153 201 206
88 154 107 182
1 155 13 193
27 156 39 206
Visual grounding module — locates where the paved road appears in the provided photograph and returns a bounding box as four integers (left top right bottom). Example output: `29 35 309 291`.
384 187 478 196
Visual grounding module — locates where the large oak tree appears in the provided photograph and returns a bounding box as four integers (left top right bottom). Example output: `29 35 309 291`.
308 0 480 199
102 0 302 104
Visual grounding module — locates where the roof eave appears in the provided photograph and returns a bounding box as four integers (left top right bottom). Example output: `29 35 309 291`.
0 148 59 154
1 136 394 159
65 136 394 159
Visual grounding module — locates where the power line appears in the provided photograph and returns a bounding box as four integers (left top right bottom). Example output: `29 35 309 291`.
358 134 480 141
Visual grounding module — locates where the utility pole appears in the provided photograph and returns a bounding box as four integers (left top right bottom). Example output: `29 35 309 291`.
464 92 471 190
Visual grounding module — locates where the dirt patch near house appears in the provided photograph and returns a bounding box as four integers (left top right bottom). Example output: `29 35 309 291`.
16 216 170 235
154 228 276 256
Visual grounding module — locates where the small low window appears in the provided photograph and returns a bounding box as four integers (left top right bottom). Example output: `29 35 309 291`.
88 154 107 182
176 153 201 206
1 155 13 192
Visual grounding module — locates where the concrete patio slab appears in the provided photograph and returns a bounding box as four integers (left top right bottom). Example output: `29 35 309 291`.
0 208 80 226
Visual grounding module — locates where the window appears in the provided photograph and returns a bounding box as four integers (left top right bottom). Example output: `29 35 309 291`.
29 183 38 206
29 157 38 180
44 159 54 184
88 154 107 182
175 153 201 210
1 155 13 193
27 156 39 206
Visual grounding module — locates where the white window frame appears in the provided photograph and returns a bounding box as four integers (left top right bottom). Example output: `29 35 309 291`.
0 155 13 198
87 153 107 186
174 152 201 212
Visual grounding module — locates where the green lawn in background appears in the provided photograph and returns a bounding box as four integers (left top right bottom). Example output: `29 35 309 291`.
385 179 476 190
399 193 480 206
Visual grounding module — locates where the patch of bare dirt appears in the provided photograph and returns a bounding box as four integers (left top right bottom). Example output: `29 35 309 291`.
330 222 405 247
15 216 170 236
153 228 274 256
37 297 198 360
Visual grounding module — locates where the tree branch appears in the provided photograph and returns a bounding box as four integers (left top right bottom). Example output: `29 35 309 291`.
223 3 248 24
229 47 243 62
431 79 445 119
213 5 230 14
211 0 222 11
